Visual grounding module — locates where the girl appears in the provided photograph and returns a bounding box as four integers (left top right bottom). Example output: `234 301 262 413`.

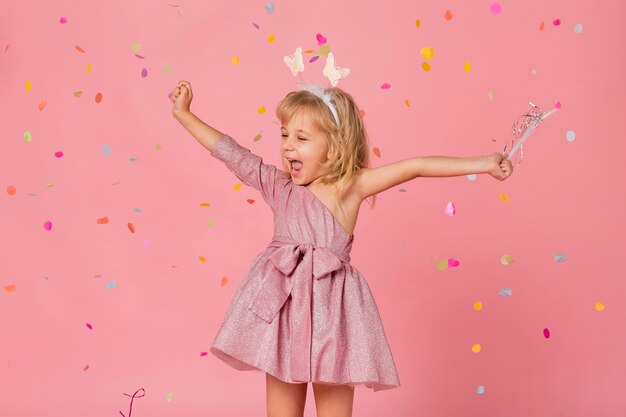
171 80 513 417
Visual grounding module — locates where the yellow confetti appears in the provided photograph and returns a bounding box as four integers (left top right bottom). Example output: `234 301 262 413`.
464 61 472 72
595 302 605 311
233 183 242 191
499 193 509 202
166 392 174 402
257 106 266 114
25 81 32 91
267 34 276 43
420 47 434 60
404 99 411 107
501 255 514 265
155 143 162 150
316 44 330 56
487 90 494 101
415 19 421 28
253 133 262 142
199 202 210 207
207 219 215 227
162 65 173 74
474 301 482 311
199 256 206 263
472 343 481 353
131 42 142 53
436 259 447 270
86 64 92 73
421 62 431 72
73 91 83 98
231 56 240 65
24 131 32 143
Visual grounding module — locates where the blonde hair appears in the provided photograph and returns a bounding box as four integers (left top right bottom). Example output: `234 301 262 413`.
276 86 377 210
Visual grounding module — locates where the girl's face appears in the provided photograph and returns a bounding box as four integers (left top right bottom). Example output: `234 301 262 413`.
280 111 330 186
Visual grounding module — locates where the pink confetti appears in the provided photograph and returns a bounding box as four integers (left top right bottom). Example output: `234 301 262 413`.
448 258 460 268
316 33 327 46
59 17 68 24
200 351 208 356
86 323 93 330
490 3 502 14
553 19 561 26
54 151 64 158
543 328 551 338
380 83 391 89
309 56 320 63
141 68 148 78
554 101 562 109
44 221 52 231
252 22 260 29
445 202 456 216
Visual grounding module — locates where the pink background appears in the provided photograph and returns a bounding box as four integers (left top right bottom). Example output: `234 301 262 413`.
2 0 625 416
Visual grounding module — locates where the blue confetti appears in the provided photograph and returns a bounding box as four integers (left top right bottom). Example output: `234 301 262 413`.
574 23 583 34
498 288 513 297
106 281 117 289
467 174 477 181
133 208 142 213
398 188 407 192
566 130 576 142
554 253 567 262
476 385 485 394
102 145 112 155
129 157 138 161
264 2 274 14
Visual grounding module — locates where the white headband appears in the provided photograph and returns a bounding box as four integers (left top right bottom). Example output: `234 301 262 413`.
298 83 340 124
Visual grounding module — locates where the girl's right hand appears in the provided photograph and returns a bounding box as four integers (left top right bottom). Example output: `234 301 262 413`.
171 80 193 117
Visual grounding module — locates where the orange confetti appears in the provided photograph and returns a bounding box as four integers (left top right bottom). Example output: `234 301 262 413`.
499 193 510 203
404 99 411 107
7 185 16 196
96 217 109 224
199 256 206 263
422 62 431 72
3 285 16 293
220 276 228 287
444 10 454 21
304 49 314 54
95 93 103 103
83 364 90 371
246 199 255 204
373 147 381 158
38 100 47 111
74 45 86 53
233 183 242 191
539 22 545 31
199 202 210 207
128 223 135 233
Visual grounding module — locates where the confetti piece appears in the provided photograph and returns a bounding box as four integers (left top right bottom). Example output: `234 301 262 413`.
444 10 454 21
200 351 208 356
246 199 255 204
257 106 266 114
501 255 514 265
316 33 327 46
38 100 47 111
207 219 215 227
155 144 162 150
554 101 562 109
267 34 276 43
445 202 456 216
309 56 320 63
543 328 551 339
86 323 93 330
467 174 477 181
143 240 151 248
166 392 174 402
3 285 16 293
128 223 135 233
101 145 112 155
487 90 494 101
316 44 330 56
264 2 274 14
83 365 90 371
476 386 485 394
474 302 482 311
7 185 16 196
74 91 83 98
252 22 260 29
420 47 434 60
404 99 411 107
553 19 561 26
162 65 173 74
86 64 92 73
220 276 228 287
133 208 142 212
131 42 142 53
233 183 242 191
95 93 103 103
447 258 460 268
574 23 583 34
539 22 545 31
436 259 447 270
253 132 263 142
4 44 9 53
380 83 391 90
499 288 513 297
498 193 509 202
96 217 109 224
24 131 32 142
490 3 502 14
74 45 86 53
415 19 421 28
141 68 148 78
199 202 210 207
54 151 63 158
554 252 567 262
106 281 116 289
135 54 145 59
372 147 381 157
231 56 240 65
421 62 431 72
199 256 206 263
471 343 481 353
25 81 32 91
44 221 52 231
398 188 407 192
464 61 472 72
595 302 605 311
59 17 67 24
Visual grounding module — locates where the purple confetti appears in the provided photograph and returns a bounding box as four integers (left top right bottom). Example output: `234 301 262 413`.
141 68 148 78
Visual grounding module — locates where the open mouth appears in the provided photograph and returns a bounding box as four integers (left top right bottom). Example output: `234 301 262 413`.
287 158 303 176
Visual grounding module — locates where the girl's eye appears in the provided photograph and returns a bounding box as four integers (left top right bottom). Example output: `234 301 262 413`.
298 137 307 141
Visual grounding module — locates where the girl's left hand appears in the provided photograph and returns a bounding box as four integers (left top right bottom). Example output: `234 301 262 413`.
486 153 513 181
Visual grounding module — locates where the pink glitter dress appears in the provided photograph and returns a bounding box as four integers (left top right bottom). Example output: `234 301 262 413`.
209 135 400 391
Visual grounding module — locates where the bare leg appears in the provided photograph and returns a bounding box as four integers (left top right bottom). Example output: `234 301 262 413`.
266 373 308 417
312 382 355 417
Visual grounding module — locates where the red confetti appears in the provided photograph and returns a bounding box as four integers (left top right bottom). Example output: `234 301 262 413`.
38 100 47 111
3 285 16 293
74 45 86 53
128 223 135 233
83 364 90 371
95 93 103 103
539 22 545 31
246 199 255 204
372 147 381 158
220 276 228 287
96 217 109 224
7 185 16 196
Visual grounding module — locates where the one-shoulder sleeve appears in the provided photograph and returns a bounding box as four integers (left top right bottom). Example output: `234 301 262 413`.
209 134 286 209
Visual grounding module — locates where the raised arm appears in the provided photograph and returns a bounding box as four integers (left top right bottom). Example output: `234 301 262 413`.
171 80 223 151
354 153 513 199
